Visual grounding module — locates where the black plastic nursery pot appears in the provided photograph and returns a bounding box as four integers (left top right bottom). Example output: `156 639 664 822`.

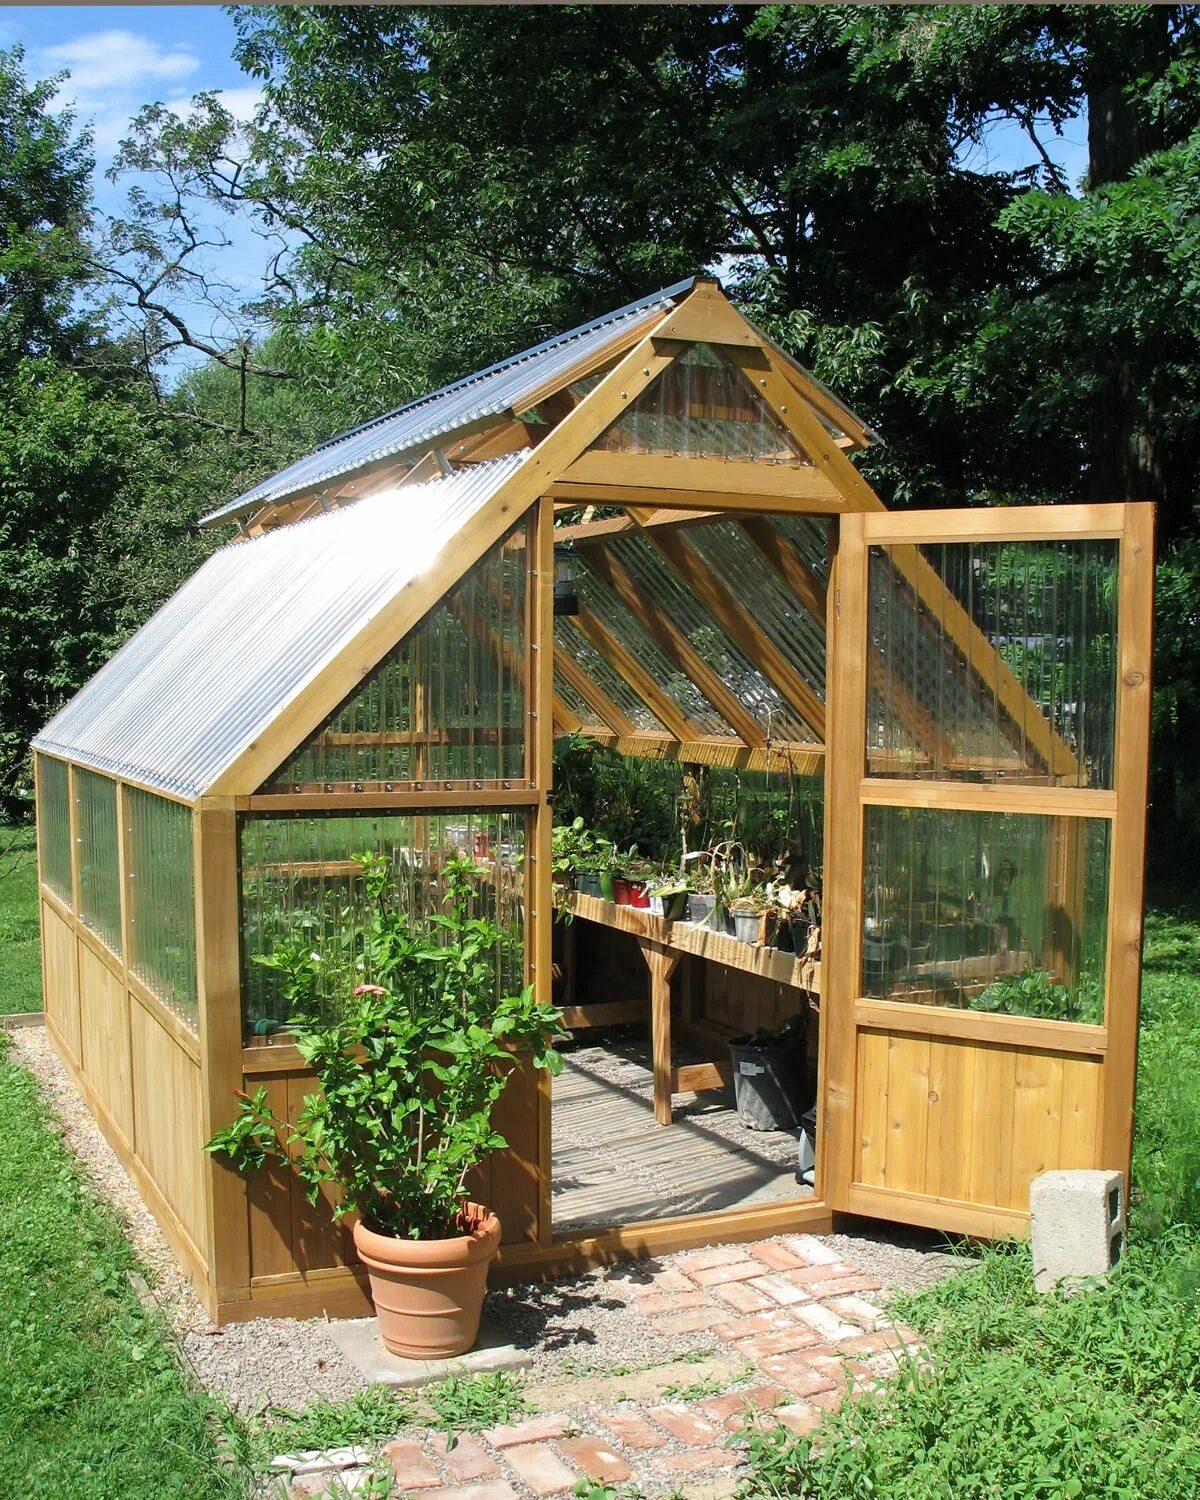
729 1040 809 1132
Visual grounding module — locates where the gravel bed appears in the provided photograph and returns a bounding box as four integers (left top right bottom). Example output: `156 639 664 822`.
822 1221 977 1297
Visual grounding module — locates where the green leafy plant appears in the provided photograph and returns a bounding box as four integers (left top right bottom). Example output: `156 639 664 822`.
423 1371 531 1433
968 968 1102 1024
207 853 564 1240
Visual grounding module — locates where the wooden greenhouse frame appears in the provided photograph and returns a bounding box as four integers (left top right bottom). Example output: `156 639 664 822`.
33 278 1155 1323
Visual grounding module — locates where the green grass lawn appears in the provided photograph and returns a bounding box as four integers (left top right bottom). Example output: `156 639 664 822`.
0 1032 245 1499
0 823 42 1013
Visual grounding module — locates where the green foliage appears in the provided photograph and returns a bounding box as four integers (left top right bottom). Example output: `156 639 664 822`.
207 853 564 1239
234 1385 413 1470
0 825 40 1013
423 1370 531 1433
969 968 1103 1025
0 1039 244 1499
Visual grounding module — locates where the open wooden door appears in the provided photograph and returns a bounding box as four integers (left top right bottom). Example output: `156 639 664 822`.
822 504 1154 1238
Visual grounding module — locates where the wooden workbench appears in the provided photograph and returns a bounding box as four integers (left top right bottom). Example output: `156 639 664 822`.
563 892 819 1124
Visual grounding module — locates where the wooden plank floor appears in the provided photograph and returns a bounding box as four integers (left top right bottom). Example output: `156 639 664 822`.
552 1041 809 1233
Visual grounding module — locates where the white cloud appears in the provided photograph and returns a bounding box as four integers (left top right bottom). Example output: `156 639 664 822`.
34 28 206 156
40 29 199 96
163 85 264 123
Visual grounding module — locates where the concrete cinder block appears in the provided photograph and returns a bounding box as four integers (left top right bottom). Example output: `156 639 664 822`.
1030 1169 1125 1293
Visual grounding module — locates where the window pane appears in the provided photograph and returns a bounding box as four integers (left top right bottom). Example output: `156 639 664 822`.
37 755 72 906
239 809 526 1034
862 807 1109 1023
587 343 807 461
262 523 527 792
868 540 1117 788
128 789 197 1028
75 768 121 953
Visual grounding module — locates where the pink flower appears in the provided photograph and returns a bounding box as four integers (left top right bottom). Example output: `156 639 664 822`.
353 984 387 997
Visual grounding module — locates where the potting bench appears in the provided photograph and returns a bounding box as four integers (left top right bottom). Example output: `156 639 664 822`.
562 891 820 1124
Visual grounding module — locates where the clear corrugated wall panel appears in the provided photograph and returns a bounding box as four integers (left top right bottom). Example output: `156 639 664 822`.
239 810 526 1033
75 768 121 953
862 807 1110 1023
37 755 72 905
868 540 1118 786
127 789 197 1027
263 523 527 791
553 618 667 733
587 343 805 461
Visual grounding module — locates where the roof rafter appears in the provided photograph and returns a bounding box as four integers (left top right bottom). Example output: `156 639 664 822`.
581 545 767 749
569 606 700 743
644 527 827 742
553 643 638 737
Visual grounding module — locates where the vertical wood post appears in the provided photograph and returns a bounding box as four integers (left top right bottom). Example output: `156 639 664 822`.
530 498 556 1244
1101 503 1154 1177
195 800 252 1314
641 943 682 1126
67 761 81 918
821 513 870 1210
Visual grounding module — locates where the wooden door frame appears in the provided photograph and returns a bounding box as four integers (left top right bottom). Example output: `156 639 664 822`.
822 503 1154 1232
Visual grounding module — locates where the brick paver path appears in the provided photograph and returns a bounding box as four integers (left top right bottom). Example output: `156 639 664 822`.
278 1234 923 1498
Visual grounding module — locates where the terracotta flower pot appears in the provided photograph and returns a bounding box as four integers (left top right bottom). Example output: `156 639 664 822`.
353 1204 502 1359
612 876 632 905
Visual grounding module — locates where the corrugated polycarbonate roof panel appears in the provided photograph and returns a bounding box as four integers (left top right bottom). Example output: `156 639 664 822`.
572 559 734 737
608 532 820 745
35 453 531 798
200 280 695 527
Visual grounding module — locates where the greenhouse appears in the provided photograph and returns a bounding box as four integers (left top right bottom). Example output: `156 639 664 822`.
33 277 1153 1324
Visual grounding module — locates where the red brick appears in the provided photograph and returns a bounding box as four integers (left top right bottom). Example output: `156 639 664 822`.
806 1274 882 1299
699 1385 787 1430
436 1486 522 1500
652 1446 741 1475
750 1272 812 1306
429 1431 502 1482
383 1438 441 1489
647 1403 723 1446
793 1301 861 1342
483 1413 570 1448
594 1408 668 1451
780 1234 843 1266
759 1353 841 1399
826 1294 887 1329
749 1241 805 1271
504 1442 578 1495
692 1259 767 1288
634 1289 715 1316
808 1386 847 1411
774 1401 823 1436
712 1279 773 1313
837 1330 897 1356
654 1307 730 1335
628 1268 693 1297
738 1326 823 1360
711 1310 799 1341
778 1262 859 1287
558 1434 633 1483
675 1245 749 1273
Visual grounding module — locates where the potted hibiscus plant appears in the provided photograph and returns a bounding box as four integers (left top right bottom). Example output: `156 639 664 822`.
206 852 564 1360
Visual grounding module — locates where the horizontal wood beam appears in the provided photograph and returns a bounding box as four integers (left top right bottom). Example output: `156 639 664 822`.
575 731 823 775
553 507 722 545
561 1001 648 1030
556 451 844 509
